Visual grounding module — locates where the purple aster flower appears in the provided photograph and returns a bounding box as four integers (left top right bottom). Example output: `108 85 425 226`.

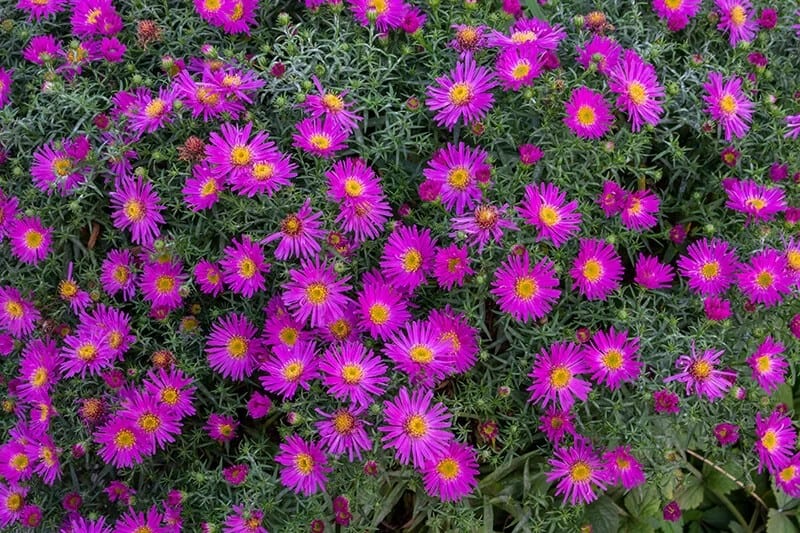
702 72 755 141
426 53 497 131
664 345 736 402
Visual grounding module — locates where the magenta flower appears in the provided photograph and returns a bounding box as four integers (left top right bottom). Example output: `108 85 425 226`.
384 320 452 387
714 423 740 446
576 35 622 75
736 249 792 308
206 313 262 381
539 408 578 444
302 76 362 131
603 446 645 490
139 259 186 312
429 307 479 374
315 406 372 462
219 235 269 298
423 142 490 215
206 122 273 181
0 286 40 338
205 413 239 443
30 138 90 196
653 389 680 414
100 249 137 300
348 0 403 31
584 327 642 390
747 337 787 393
620 189 660 231
609 51 665 131
715 0 758 46
319 341 388 408
519 182 582 248
776 454 800 498
109 177 165 247
450 203 518 252
495 47 543 91
119 389 182 451
677 238 739 295
95 416 153 468
223 505 268 533
564 86 613 139
426 53 497 131
193 259 224 297
652 0 701 30
489 18 567 51
490 249 560 322
282 257 352 328
724 179 786 223
449 25 488 55
433 244 474 290
702 72 754 141
59 330 113 378
263 199 325 260
546 438 608 505
182 163 221 211
223 464 250 486
260 341 319 399
143 367 197 418
16 0 65 20
275 435 331 496
0 68 10 110
421 441 479 502
664 345 736 402
528 341 592 411
379 387 454 467
292 116 349 159
326 158 391 242
380 224 437 291
785 114 800 139
570 238 623 301
598 180 628 216
755 410 796 474
704 296 732 321
634 254 675 290
7 216 52 266
231 148 297 198
356 279 410 341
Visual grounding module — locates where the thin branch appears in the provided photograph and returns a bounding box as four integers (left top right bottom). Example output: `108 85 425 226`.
685 449 768 509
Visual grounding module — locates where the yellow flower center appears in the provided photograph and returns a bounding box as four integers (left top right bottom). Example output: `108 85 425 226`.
282 215 302 236
447 167 470 190
539 205 560 227
700 261 720 280
689 360 712 380
24 230 44 250
227 336 248 359
780 466 797 482
279 327 298 347
514 277 538 300
475 205 498 229
511 30 537 43
448 83 472 106
124 199 145 222
252 161 275 181
196 87 219 105
344 178 364 197
368 303 390 325
10 453 29 471
306 282 328 304
200 178 218 197
52 157 72 177
437 458 461 480
719 94 738 115
511 61 531 80
109 331 123 349
86 8 102 24
341 363 364 384
282 361 304 381
745 197 766 211
31 367 48 388
761 430 777 452
4 301 23 318
229 1 243 21
664 0 683 10
787 250 800 271
77 344 97 362
576 105 597 127
155 275 175 294
602 349 624 370
550 366 572 388
447 257 462 272
402 249 422 272
204 0 222 12
133 527 153 533
322 93 345 112
145 99 167 119
616 457 630 470
569 461 592 482
113 265 129 284
238 258 256 279
756 271 774 289
230 145 252 167
139 413 160 433
458 27 478 47
114 429 136 449
219 424 233 437
410 345 434 364
730 5 746 27
161 387 179 405
59 280 78 298
582 259 603 282
309 134 332 151
295 453 314 475
329 318 351 340
405 414 428 438
756 354 772 374
6 493 22 512
333 411 355 434
628 82 648 106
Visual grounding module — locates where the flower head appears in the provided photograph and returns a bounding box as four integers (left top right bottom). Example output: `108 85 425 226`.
426 54 497 131
8 217 52 266
584 327 642 390
275 435 331 496
703 72 754 141
609 51 665 131
421 441 479 502
293 116 349 159
219 235 269 298
715 0 758 46
380 225 437 291
315 406 372 462
260 341 319 399
603 446 645 490
527 341 592 411
570 238 623 301
206 313 262 381
264 199 325 260
490 250 560 322
564 86 613 139
519 182 582 248
319 341 389 408
282 257 352 328
755 410 797 474
736 249 791 308
664 345 736 402
546 439 608 505
747 337 787 394
677 238 739 295
109 177 165 247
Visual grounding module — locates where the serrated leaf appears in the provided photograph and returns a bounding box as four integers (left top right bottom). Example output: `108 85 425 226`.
625 485 661 520
675 474 705 511
583 495 620 533
768 509 799 533
772 479 800 511
703 461 742 496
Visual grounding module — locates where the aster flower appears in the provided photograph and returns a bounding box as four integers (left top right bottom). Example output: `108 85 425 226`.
495 47 544 91
109 177 166 247
319 341 389 408
653 389 680 414
664 345 736 402
489 18 567 51
58 263 91 314
429 307 479 374
598 180 628 216
174 71 237 122
315 406 372 462
16 0 66 20
564 86 613 139
7 216 52 266
275 435 331 496
576 35 622 75
570 239 623 301
423 142 490 215
348 0 403 31
17 339 61 403
220 0 258 34
100 249 137 300
747 337 787 394
785 114 800 139
293 116 349 158
119 389 182 450
736 249 792 308
231 148 297 198
70 0 122 36
715 0 758 46
62 516 112 533
143 367 197 418
634 254 675 290
0 286 40 338
379 387 454 467
677 238 739 295
128 87 175 136
704 295 732 321
30 138 90 196
620 189 660 231
263 200 325 260
259 341 319 399
721 146 740 167
702 72 755 141
776 454 800 498
755 410 797 474
539 408 577 444
450 203 518 252
223 505 268 533
302 76 362 131
380 224 437 291
490 250 560 322
603 446 645 490
584 327 641 390
115 506 164 533
139 259 186 312
223 463 249 486
714 422 740 446
0 443 33 484
0 484 27 528
182 163 222 211
194 259 224 297
528 341 592 411
433 244 474 290
356 279 410 341
95 416 153 468
546 438 608 505
206 122 273 181
219 235 269 298
282 257 352 328
518 182 582 247
449 25 488 55
724 179 786 223
0 191 20 240
653 0 701 30
426 53 497 131
206 313 262 381
384 320 452 387
609 51 665 131
205 413 239 443
421 441 479 502
59 329 115 378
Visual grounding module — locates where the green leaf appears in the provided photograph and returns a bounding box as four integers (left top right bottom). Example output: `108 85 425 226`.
625 485 661 520
767 509 799 533
675 474 705 511
522 0 545 19
583 495 620 533
773 479 800 511
728 521 749 533
703 461 742 496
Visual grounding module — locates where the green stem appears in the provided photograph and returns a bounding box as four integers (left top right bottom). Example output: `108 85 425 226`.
710 488 750 532
685 449 768 509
